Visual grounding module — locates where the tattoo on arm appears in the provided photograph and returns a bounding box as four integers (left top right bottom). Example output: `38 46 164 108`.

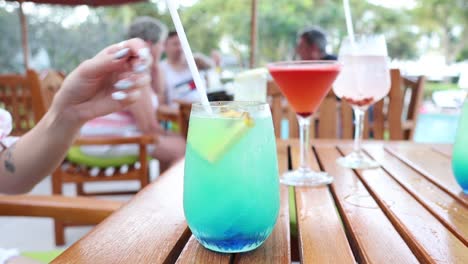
3 143 16 174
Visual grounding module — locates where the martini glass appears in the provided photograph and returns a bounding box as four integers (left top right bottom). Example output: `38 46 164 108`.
333 35 390 169
268 61 341 186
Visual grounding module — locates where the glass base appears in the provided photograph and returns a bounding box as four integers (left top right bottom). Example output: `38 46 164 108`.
280 168 333 187
337 152 380 169
195 233 268 253
199 238 264 253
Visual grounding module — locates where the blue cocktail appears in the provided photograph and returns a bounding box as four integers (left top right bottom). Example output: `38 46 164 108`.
452 96 468 194
184 102 279 253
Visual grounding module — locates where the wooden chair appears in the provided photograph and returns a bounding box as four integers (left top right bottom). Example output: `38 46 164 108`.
364 69 426 140
29 70 157 246
0 194 122 260
156 101 192 139
0 195 121 226
401 73 426 140
39 70 65 110
0 70 45 136
267 81 298 138
177 101 192 139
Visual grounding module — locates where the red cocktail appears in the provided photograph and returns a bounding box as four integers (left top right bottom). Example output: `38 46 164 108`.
268 61 341 186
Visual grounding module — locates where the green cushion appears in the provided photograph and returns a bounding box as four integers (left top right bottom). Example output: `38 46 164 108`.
289 186 297 237
67 146 139 168
22 250 62 263
170 122 180 132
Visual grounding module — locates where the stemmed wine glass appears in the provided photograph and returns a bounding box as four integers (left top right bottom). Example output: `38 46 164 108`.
333 34 390 169
268 61 341 186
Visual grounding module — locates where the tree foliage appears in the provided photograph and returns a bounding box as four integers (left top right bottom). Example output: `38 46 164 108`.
412 0 468 63
0 5 121 73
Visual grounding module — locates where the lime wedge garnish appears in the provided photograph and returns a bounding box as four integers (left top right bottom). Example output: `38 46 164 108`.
189 112 254 163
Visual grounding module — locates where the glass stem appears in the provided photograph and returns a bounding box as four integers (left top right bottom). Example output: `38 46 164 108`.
297 115 311 171
353 107 366 155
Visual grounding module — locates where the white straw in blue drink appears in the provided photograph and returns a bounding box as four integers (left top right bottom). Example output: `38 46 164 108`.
165 0 212 113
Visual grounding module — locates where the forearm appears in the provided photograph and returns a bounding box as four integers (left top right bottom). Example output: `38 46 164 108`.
128 85 164 134
152 64 166 105
0 107 81 194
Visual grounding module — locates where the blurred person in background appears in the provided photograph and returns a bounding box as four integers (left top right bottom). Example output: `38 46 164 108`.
160 31 201 106
296 27 337 61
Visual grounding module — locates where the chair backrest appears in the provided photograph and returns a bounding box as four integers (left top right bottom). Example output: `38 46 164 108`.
401 74 425 139
362 69 425 140
178 101 192 139
363 69 405 140
267 81 298 138
0 70 44 136
39 70 65 111
316 90 339 139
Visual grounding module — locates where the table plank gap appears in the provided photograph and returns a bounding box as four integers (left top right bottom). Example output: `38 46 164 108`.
315 145 418 264
165 228 193 264
364 146 468 246
290 142 355 264
175 235 232 264
431 145 453 158
52 161 189 264
338 146 468 264
385 145 468 206
235 141 291 264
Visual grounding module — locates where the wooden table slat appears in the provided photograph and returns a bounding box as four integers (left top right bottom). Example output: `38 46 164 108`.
52 161 189 264
365 146 468 246
292 144 355 263
235 186 291 264
175 236 232 264
385 145 468 206
316 146 419 264
339 146 468 263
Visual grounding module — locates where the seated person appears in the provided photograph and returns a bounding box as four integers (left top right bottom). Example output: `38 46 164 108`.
194 52 223 91
80 17 185 173
126 16 167 104
0 38 158 263
296 27 337 61
160 31 201 106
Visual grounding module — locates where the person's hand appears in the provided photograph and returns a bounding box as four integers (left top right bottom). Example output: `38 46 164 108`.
50 38 153 128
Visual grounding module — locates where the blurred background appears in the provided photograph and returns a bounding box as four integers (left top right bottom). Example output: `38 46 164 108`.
0 0 467 143
1 0 466 74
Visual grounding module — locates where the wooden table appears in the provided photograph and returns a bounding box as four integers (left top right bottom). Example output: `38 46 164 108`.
52 140 468 264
